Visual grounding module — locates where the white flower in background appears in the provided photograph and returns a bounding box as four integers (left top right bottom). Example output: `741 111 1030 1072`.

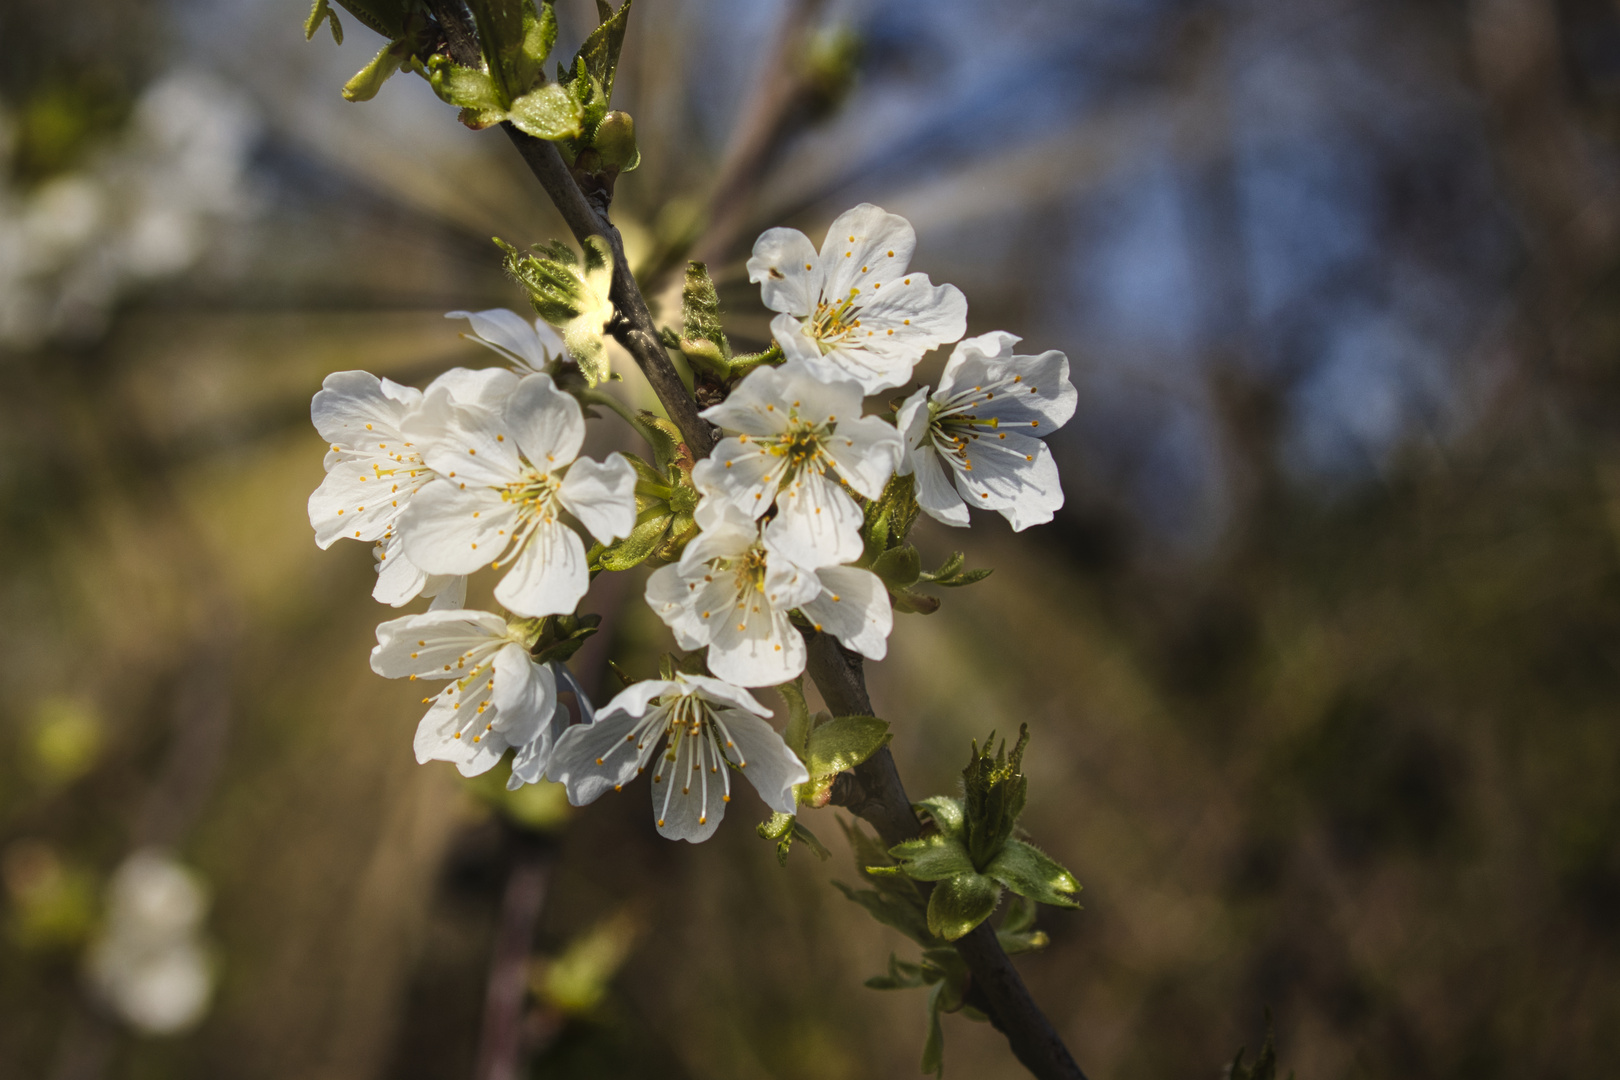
371 609 565 778
548 674 807 843
645 501 892 687
896 332 1077 531
309 367 518 606
747 203 968 394
86 849 214 1036
691 361 900 569
400 372 637 617
447 308 565 373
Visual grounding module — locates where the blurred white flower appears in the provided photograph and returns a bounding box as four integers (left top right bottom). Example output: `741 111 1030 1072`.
897 332 1077 531
86 849 215 1036
747 204 967 394
0 70 260 350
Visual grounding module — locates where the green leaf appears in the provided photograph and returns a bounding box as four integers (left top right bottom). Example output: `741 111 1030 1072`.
831 881 934 946
803 714 891 779
985 839 1081 908
1000 892 1038 936
864 953 938 991
329 0 413 38
791 818 831 861
342 39 409 102
638 412 686 473
465 0 530 103
887 833 975 882
779 678 813 759
306 0 342 43
914 796 965 839
427 56 506 120
573 0 632 105
514 1 559 91
507 82 585 140
926 872 1001 941
1228 1013 1293 1080
922 982 946 1077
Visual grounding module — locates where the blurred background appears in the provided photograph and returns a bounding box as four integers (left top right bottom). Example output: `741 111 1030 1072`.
2 0 1619 1077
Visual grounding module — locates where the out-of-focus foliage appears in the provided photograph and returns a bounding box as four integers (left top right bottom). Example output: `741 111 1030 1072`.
3 0 1620 1078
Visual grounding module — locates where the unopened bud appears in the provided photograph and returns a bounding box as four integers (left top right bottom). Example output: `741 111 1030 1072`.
592 111 638 171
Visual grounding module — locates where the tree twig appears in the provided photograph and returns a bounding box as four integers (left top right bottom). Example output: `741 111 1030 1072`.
806 634 1088 1080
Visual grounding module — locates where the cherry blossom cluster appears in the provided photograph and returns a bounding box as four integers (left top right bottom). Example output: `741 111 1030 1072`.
307 204 1075 843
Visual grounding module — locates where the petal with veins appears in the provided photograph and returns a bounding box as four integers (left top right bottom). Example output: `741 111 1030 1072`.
494 516 588 617
800 565 892 661
719 708 809 815
505 372 585 469
747 227 822 316
559 453 637 543
765 470 864 570
547 707 645 803
400 480 518 575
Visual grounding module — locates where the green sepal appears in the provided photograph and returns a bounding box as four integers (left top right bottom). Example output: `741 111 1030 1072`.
871 544 922 590
919 551 993 588
503 236 616 385
306 0 343 43
342 20 435 102
593 505 674 571
996 895 1051 955
861 472 921 561
885 833 975 882
507 82 585 140
926 871 1001 941
985 838 1081 909
680 261 731 364
778 678 813 759
757 813 831 866
795 714 891 807
516 612 602 665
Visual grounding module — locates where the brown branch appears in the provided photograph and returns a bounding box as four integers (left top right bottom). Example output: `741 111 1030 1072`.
806 634 1088 1080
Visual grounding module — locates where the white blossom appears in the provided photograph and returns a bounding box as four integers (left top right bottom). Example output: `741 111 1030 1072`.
547 674 807 842
86 849 214 1036
371 608 565 779
399 372 637 617
747 203 967 394
691 361 900 569
447 307 565 373
896 332 1076 531
645 501 892 687
308 366 519 606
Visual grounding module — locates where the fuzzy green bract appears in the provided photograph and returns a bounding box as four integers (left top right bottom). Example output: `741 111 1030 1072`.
502 236 616 385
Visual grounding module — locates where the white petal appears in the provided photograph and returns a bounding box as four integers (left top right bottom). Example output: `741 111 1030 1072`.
910 441 970 527
938 330 1021 392
818 204 918 299
715 708 809 815
679 674 772 718
309 459 399 548
682 499 761 570
690 438 780 519
946 428 1062 527
494 517 588 617
771 312 823 364
424 574 467 610
558 453 637 543
370 608 507 679
699 364 798 436
311 370 414 450
424 365 522 410
446 308 562 371
547 708 646 803
652 730 723 843
399 480 518 575
799 566 892 661
601 678 683 719
822 414 902 499
707 589 806 688
409 392 524 487
645 563 711 650
373 535 430 606
770 362 867 423
746 227 821 316
764 471 864 570
492 643 557 745
505 372 585 469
